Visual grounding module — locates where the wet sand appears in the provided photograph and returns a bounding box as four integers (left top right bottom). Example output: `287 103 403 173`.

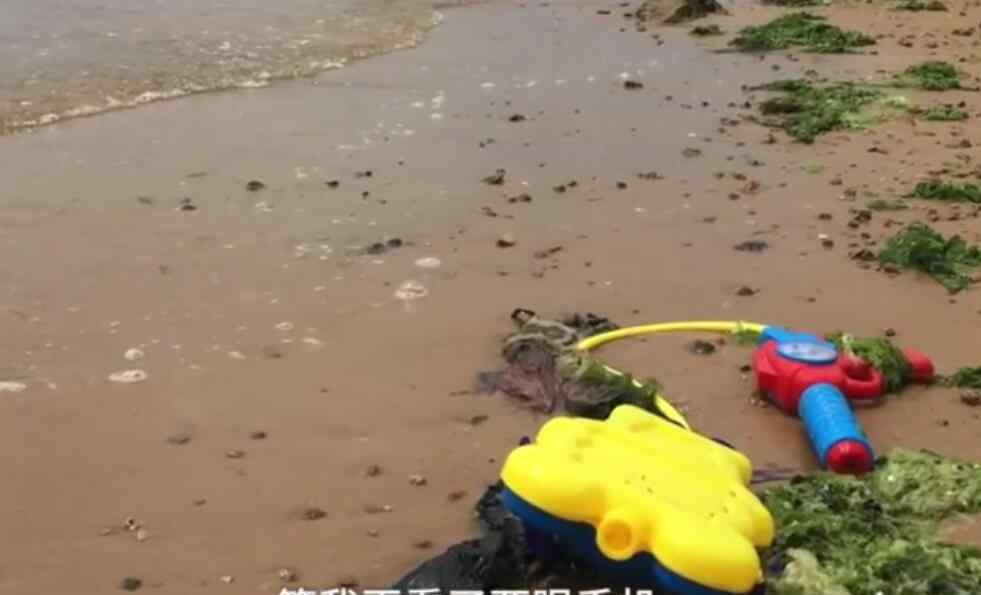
3 0 981 593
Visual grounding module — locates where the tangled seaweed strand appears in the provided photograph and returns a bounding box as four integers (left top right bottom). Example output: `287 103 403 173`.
943 367 981 390
878 222 981 293
730 13 876 53
826 332 912 393
765 449 981 595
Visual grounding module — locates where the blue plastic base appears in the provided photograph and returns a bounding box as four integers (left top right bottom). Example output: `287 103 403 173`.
501 487 763 595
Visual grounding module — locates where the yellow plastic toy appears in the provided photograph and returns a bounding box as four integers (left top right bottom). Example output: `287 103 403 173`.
500 404 774 595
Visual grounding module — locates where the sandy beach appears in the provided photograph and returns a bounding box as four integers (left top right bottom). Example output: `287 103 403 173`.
3 0 981 593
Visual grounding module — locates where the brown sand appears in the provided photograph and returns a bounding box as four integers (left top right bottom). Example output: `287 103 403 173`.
3 0 981 593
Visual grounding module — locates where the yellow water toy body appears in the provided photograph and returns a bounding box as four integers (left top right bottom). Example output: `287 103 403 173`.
500 404 774 595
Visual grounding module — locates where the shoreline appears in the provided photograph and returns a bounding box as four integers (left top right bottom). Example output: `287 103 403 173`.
3 0 981 593
0 0 482 137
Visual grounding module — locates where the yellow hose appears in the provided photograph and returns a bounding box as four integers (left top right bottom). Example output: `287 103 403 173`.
575 321 767 430
577 320 767 352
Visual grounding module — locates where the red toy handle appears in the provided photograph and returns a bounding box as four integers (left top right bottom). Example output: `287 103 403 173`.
903 348 935 383
840 356 884 400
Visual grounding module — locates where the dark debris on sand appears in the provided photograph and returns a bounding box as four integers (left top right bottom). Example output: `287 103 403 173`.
632 0 729 25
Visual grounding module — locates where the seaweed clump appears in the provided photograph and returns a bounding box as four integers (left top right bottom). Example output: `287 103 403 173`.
894 0 948 11
867 198 909 211
765 449 981 595
906 180 981 204
914 105 970 121
878 222 981 293
894 61 966 91
730 13 876 53
943 367 981 389
754 80 883 143
761 0 827 6
825 332 912 393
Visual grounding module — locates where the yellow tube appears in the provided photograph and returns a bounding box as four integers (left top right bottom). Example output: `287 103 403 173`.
576 320 766 352
575 321 767 431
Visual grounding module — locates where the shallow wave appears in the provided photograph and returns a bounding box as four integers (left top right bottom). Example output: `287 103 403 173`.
0 0 445 134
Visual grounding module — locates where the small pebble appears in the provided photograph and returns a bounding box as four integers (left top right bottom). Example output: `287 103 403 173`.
482 169 506 185
250 431 267 440
365 464 382 477
409 474 428 486
246 180 266 191
124 348 144 361
220 576 234 584
497 233 517 248
167 432 191 446
363 504 393 514
733 240 768 252
689 340 716 355
300 507 327 521
278 568 298 583
225 449 245 459
962 390 981 407
120 577 142 591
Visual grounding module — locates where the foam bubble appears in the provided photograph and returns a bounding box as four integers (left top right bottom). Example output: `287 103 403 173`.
395 280 428 301
109 370 148 384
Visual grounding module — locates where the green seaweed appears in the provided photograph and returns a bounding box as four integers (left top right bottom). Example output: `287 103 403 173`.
731 13 876 53
826 332 912 393
894 61 965 91
867 198 909 211
906 180 981 203
916 105 970 121
557 353 665 419
756 81 883 143
893 0 948 11
943 367 981 389
878 222 981 293
732 328 763 346
762 0 828 6
766 449 981 595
